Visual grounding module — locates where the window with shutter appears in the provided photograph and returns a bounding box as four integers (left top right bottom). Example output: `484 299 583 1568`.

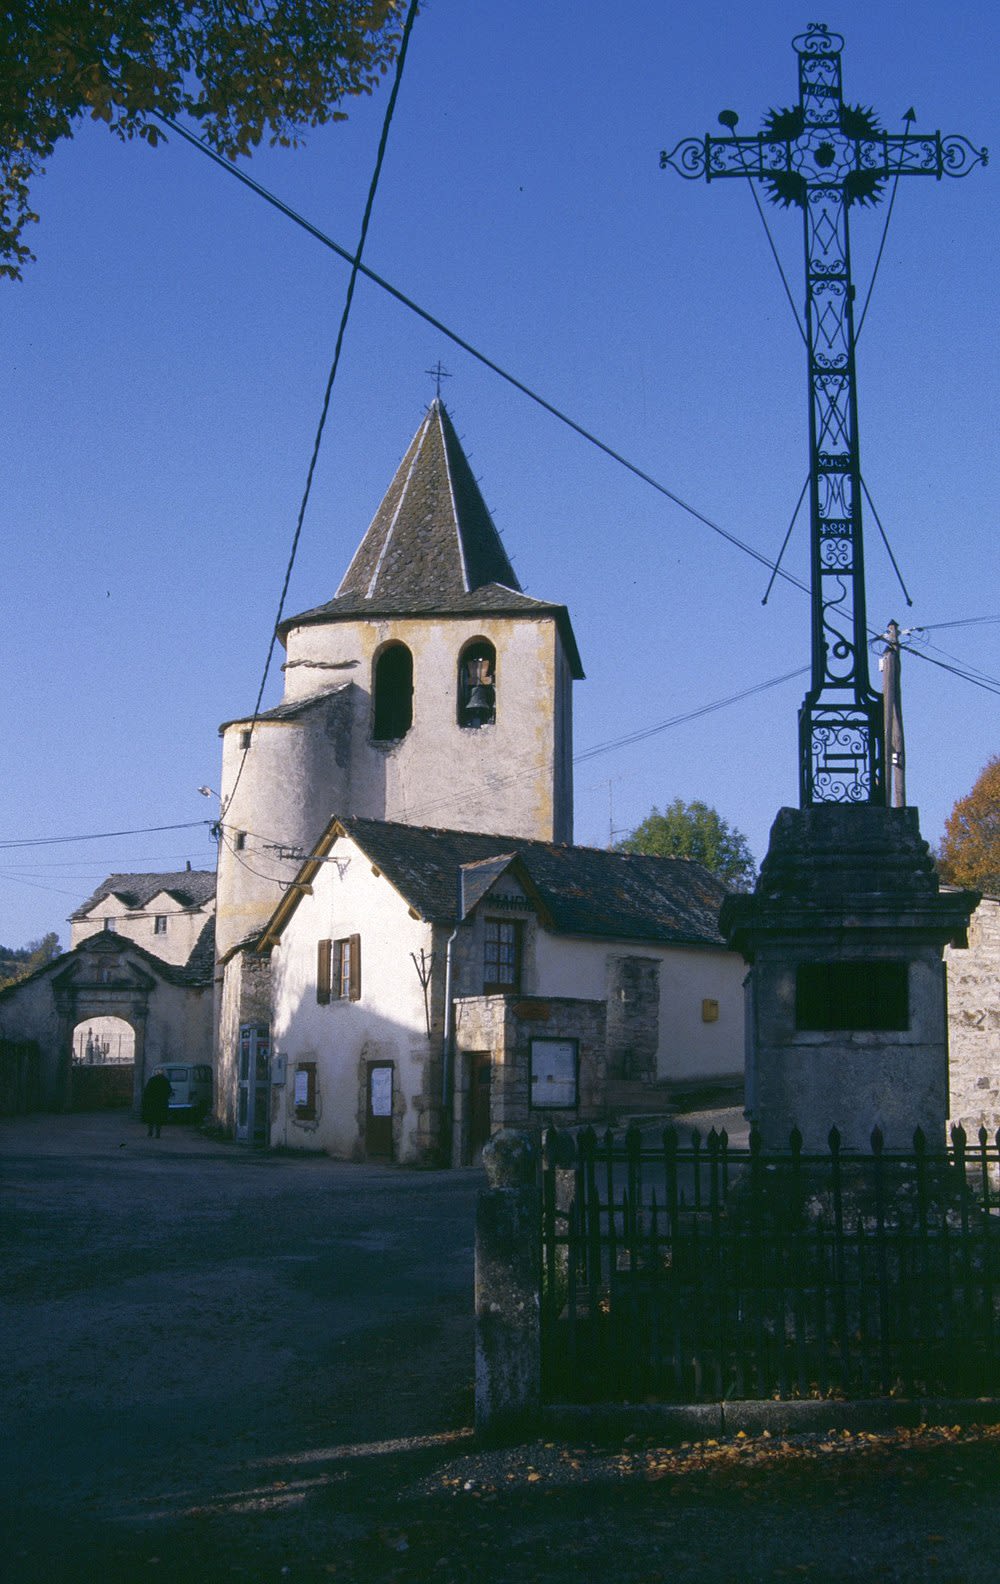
323 936 362 1002
317 939 332 1004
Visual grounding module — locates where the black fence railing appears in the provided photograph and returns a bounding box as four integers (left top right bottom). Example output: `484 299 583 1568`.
540 1123 1000 1406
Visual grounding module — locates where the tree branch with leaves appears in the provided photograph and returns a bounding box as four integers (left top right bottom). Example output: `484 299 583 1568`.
937 755 1000 896
1 0 406 279
614 798 757 891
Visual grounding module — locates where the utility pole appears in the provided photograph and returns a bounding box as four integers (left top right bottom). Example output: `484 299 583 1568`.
880 619 906 808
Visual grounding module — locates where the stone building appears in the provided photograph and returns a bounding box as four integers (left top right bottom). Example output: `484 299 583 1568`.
249 816 744 1164
214 399 586 1134
946 895 1000 1138
211 399 745 1151
0 871 215 1113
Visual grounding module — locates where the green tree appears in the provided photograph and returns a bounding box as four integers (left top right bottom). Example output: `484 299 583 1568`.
615 798 756 890
937 755 1000 895
0 931 61 989
1 1 405 278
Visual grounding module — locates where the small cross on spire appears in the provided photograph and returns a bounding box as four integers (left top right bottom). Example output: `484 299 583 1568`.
426 361 452 400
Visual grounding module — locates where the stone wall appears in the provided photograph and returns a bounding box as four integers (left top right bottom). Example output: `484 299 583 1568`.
456 994 606 1139
605 955 660 1081
946 896 1000 1136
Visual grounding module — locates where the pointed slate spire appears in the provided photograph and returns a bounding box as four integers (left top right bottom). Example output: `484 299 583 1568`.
336 399 521 601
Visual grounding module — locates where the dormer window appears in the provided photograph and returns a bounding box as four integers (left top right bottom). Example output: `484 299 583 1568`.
458 639 496 728
373 643 413 741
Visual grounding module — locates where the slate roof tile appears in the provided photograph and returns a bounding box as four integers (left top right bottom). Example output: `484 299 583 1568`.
71 871 216 919
334 818 730 947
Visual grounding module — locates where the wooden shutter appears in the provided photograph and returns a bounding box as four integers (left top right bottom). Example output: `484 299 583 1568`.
349 934 361 1000
317 939 332 1004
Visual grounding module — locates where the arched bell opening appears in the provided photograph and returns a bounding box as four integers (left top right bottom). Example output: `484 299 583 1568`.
457 639 496 729
372 642 413 741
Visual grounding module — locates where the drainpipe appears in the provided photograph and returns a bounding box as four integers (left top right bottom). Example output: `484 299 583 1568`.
441 870 465 1167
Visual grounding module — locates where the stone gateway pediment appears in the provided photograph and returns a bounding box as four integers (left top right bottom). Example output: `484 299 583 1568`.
52 936 159 995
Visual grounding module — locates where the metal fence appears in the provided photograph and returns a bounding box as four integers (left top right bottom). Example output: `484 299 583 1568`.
540 1123 1000 1406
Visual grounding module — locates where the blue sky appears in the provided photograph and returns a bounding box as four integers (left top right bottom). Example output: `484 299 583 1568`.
2 0 997 948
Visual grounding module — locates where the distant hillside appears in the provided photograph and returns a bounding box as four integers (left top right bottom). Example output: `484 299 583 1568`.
0 933 60 990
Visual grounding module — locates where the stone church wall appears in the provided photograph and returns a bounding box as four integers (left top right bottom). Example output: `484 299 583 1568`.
946 896 1000 1137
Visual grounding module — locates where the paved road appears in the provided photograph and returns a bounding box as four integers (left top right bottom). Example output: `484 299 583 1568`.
1 1112 481 1580
5 1109 998 1584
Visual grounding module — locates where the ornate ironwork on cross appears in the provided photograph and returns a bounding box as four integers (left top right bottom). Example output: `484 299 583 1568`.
662 23 987 807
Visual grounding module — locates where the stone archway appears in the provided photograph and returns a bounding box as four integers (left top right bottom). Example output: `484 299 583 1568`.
50 939 156 1113
69 1015 137 1110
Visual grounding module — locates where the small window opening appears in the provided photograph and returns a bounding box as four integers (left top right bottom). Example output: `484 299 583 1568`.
484 918 521 993
234 831 246 851
103 917 117 933
154 915 167 935
239 729 252 751
458 640 496 728
795 961 910 1032
373 644 413 740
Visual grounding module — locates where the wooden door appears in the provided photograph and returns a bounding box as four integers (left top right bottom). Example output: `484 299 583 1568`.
365 1061 394 1157
468 1051 492 1159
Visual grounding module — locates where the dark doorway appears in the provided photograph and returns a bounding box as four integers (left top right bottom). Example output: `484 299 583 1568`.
365 1061 394 1157
237 1024 270 1146
468 1050 492 1160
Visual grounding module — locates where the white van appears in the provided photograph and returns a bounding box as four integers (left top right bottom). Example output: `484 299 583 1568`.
157 1063 213 1119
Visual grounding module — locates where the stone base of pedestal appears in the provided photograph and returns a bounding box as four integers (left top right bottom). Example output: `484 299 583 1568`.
721 805 978 1152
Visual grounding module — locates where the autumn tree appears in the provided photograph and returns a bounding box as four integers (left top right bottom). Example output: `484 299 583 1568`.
0 931 61 989
615 799 756 891
1 1 406 278
937 755 1000 895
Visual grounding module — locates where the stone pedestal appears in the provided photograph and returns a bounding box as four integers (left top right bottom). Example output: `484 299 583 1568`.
721 806 978 1151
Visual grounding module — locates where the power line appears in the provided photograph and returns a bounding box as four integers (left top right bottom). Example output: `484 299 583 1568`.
0 821 212 852
903 644 1000 696
224 0 421 816
574 666 809 762
910 615 1000 633
157 110 809 595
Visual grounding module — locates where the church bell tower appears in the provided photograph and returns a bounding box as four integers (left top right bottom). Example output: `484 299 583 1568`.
215 398 583 962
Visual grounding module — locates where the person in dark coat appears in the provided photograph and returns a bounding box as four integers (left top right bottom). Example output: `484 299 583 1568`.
141 1070 172 1138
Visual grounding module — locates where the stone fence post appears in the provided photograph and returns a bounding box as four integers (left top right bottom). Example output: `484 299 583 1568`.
474 1128 541 1440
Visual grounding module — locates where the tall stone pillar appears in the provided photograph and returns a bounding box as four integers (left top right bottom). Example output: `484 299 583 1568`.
721 806 978 1150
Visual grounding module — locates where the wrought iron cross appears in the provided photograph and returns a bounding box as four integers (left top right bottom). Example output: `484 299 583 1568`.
662 24 986 806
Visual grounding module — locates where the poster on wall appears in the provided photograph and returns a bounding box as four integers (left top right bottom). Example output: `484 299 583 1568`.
370 1065 393 1117
530 1039 578 1109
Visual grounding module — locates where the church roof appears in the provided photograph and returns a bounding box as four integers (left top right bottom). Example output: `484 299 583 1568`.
71 871 216 919
276 401 583 677
263 818 730 951
337 398 520 601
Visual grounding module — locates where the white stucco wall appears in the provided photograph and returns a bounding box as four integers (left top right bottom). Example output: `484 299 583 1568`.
532 930 744 1083
269 836 438 1161
216 611 576 963
71 893 213 967
281 612 572 840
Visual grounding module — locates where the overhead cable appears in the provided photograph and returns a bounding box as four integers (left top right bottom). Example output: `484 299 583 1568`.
223 0 421 815
156 110 809 595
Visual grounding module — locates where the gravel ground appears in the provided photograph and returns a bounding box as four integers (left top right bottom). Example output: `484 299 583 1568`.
2 1111 999 1583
